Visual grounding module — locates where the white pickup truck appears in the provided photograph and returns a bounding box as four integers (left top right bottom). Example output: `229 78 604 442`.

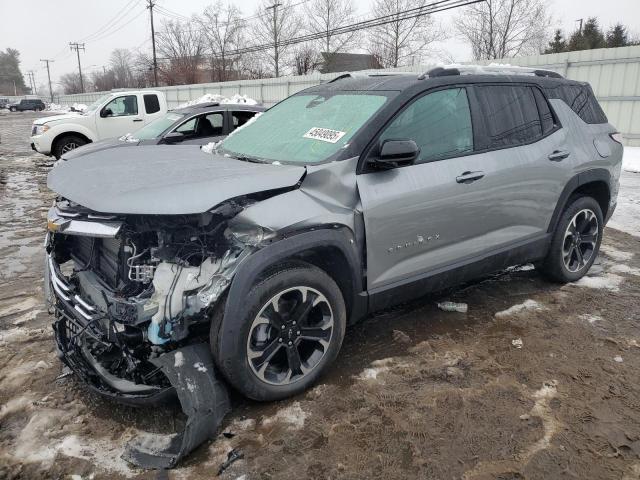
31 90 167 159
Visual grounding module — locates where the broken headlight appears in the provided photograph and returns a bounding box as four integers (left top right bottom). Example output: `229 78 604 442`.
225 223 275 246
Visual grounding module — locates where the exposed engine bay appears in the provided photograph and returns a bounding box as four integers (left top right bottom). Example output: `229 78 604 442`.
44 197 268 467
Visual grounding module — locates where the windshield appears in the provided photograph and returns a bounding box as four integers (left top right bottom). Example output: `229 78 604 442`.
85 94 113 113
219 93 390 164
131 112 186 140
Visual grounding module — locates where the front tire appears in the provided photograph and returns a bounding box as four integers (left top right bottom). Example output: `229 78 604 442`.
211 263 346 401
53 134 86 159
541 195 603 283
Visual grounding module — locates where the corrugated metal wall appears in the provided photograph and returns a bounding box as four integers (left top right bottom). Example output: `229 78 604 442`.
57 45 640 146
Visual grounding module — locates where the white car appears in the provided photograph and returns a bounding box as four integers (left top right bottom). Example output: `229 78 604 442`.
31 90 167 159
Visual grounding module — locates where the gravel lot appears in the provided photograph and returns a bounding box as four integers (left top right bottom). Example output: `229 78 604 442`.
1 111 640 480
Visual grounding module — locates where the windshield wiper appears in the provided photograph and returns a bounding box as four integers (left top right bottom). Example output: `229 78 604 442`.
233 154 266 164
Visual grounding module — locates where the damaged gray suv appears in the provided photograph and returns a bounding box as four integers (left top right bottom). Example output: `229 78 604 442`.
45 65 622 465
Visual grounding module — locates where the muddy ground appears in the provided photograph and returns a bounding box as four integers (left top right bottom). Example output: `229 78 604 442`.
1 112 639 480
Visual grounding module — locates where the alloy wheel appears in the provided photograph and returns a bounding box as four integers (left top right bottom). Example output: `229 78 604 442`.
61 142 79 154
247 286 334 386
562 208 599 273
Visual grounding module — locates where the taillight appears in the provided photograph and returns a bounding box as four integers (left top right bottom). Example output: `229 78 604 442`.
610 132 624 144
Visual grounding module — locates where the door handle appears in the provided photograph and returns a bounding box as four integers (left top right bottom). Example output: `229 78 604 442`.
133 119 143 122
548 150 570 161
456 171 485 184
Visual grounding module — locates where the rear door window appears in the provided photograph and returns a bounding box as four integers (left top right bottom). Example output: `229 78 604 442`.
379 87 474 163
232 110 258 130
475 85 542 149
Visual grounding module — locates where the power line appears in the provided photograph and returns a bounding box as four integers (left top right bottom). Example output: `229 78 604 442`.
87 6 147 43
156 0 483 62
79 0 141 43
69 43 86 93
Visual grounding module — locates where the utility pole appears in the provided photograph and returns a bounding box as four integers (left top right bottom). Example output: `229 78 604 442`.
266 3 282 77
40 59 54 102
147 0 159 87
576 18 583 35
69 42 86 93
27 71 37 95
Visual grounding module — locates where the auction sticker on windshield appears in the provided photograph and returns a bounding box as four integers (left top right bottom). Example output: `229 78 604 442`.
303 127 346 143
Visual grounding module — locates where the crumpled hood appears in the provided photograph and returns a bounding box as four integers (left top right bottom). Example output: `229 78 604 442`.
34 113 83 125
47 145 306 215
61 137 137 160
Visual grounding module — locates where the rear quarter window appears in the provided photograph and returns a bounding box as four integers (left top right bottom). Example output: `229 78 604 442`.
543 84 607 124
144 94 161 114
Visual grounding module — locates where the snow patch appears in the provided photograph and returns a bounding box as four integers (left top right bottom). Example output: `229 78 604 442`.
494 299 545 318
0 326 49 346
262 401 308 430
608 263 640 276
0 396 34 420
600 244 633 262
623 146 640 173
193 362 207 372
578 313 603 324
614 355 624 363
127 431 177 454
523 380 559 460
512 338 524 349
177 93 258 109
174 351 184 367
573 272 623 291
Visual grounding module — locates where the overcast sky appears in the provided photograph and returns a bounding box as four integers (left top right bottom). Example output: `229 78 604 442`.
2 0 640 89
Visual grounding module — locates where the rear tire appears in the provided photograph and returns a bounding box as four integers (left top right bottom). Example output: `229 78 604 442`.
541 195 603 283
211 263 346 401
53 134 86 159
9 107 16 112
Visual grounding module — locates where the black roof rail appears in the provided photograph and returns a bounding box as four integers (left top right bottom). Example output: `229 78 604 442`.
418 64 565 80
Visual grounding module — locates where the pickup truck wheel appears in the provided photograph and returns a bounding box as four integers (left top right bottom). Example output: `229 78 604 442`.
211 263 346 401
9 107 16 112
541 195 603 283
53 135 86 159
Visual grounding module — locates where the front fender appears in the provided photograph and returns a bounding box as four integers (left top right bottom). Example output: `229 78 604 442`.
217 228 367 361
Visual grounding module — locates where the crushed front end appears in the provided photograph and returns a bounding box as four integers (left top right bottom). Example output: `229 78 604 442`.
45 199 250 405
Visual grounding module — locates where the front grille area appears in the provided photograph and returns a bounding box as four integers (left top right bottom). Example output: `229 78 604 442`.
71 236 124 289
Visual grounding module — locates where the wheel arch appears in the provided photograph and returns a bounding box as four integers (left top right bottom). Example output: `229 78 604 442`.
220 228 367 339
547 168 611 234
52 131 93 153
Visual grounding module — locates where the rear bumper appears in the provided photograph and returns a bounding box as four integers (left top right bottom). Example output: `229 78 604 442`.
46 255 175 406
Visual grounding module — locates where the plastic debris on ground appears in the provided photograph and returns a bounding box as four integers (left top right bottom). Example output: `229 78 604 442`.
217 448 244 476
437 301 468 313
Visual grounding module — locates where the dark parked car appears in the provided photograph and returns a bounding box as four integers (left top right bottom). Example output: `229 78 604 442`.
60 102 266 160
0 98 9 109
8 98 45 112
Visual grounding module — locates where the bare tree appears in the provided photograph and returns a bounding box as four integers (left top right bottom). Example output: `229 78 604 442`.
91 69 116 92
455 0 549 60
109 49 134 88
59 72 85 94
132 52 156 88
254 0 301 77
156 19 205 85
198 2 245 82
367 0 442 68
291 43 319 75
305 0 357 54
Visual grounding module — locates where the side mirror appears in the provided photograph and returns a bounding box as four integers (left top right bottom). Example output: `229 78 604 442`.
101 108 113 118
162 131 185 144
374 139 420 168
